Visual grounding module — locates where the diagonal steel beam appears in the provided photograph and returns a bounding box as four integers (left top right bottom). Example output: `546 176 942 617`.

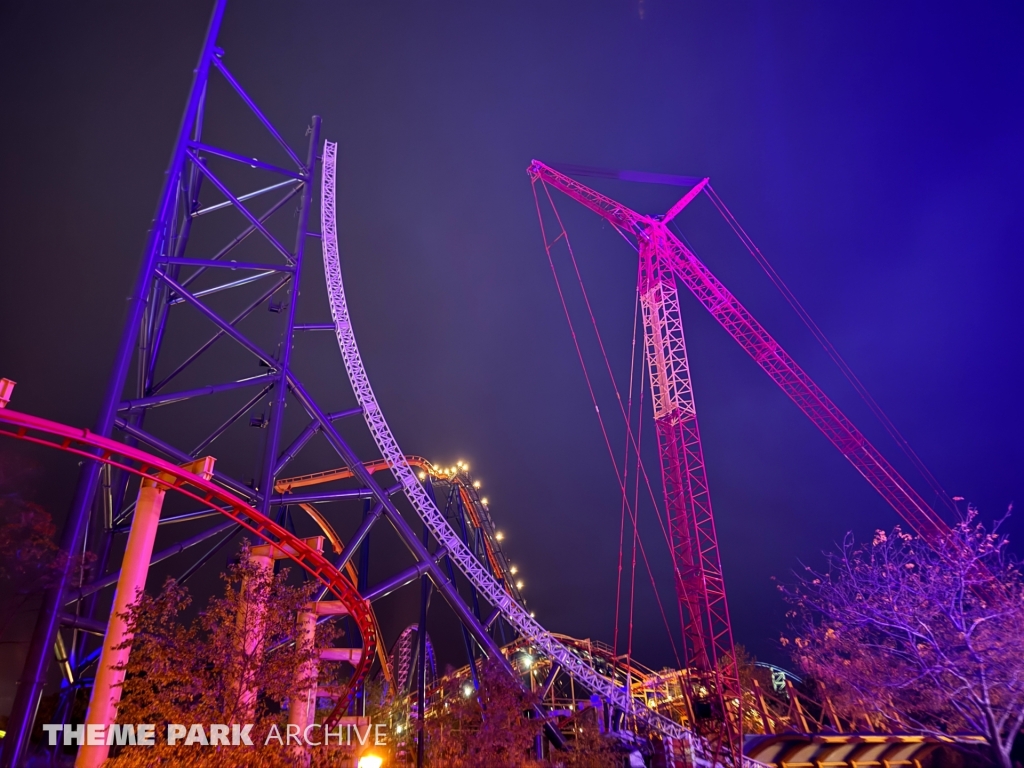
118 372 275 412
155 270 279 367
272 407 362 478
210 56 305 170
193 178 298 217
189 383 274 458
188 140 303 179
179 183 301 291
152 275 289 393
185 149 295 265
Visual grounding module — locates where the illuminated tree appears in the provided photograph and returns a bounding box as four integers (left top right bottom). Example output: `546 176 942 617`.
782 509 1024 768
108 546 350 767
421 658 542 767
562 706 620 768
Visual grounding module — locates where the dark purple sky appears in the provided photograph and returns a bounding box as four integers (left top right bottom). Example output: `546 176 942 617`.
1 0 1023 683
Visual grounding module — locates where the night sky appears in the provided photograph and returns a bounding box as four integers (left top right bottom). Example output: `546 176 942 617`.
2 0 1023 704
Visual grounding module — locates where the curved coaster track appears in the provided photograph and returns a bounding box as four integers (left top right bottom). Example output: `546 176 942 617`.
1 5 954 764
0 406 376 706
320 140 716 762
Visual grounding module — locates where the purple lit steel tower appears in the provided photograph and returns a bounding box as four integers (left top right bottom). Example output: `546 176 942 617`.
1 5 550 762
3 4 745 762
2 0 330 756
2 4 227 762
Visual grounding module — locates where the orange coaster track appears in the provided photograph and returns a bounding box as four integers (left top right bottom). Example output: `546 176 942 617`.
277 457 515 603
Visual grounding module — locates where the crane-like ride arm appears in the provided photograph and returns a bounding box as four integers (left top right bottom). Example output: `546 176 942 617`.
528 159 949 548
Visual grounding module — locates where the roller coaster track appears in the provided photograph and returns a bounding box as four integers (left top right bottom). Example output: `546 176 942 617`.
320 140 715 758
391 623 437 695
275 457 513 691
0 406 376 708
277 457 520 605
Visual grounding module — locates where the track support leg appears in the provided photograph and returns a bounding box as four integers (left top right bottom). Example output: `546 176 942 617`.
288 605 319 767
76 457 215 768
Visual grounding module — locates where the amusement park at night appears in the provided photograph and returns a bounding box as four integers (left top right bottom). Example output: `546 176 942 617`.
1 1 1024 767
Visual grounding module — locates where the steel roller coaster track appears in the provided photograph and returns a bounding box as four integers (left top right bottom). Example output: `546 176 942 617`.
0 0 735 762
0 406 376 702
275 456 521 606
320 140 719 760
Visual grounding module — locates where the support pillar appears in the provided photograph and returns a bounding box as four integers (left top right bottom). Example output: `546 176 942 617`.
289 605 318 767
785 678 810 733
818 680 843 730
76 457 214 768
232 547 274 721
287 598 351 766
750 678 774 735
354 499 372 718
232 536 325 721
415 523 431 768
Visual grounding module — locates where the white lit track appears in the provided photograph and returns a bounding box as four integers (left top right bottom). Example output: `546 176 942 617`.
320 140 709 756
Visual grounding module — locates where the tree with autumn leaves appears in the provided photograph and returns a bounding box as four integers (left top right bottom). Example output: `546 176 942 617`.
110 562 619 768
782 509 1024 768
415 659 542 767
107 549 352 768
415 659 619 768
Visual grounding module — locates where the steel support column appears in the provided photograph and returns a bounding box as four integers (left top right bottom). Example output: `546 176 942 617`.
0 5 227 762
257 117 320 515
415 523 431 768
75 458 214 768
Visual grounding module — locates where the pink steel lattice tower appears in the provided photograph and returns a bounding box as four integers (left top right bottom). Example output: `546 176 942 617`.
530 158 952 762
532 163 743 760
640 227 743 757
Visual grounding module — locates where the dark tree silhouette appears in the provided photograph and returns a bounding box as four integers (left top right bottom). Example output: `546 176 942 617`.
0 452 88 642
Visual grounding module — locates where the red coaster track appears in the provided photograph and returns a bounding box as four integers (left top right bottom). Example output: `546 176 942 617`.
0 406 376 707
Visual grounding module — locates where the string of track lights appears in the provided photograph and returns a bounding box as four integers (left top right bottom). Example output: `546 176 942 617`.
413 458 532 612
